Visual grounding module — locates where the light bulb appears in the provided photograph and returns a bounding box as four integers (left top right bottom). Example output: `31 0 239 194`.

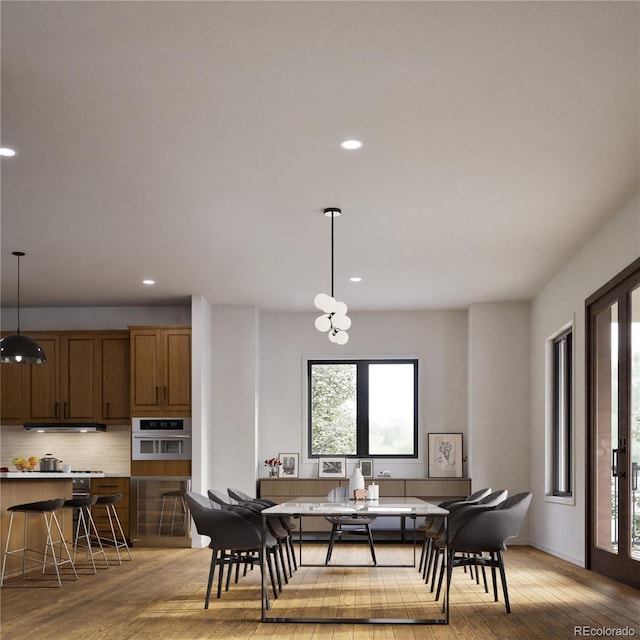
314 293 330 310
335 331 349 345
334 301 348 316
315 315 331 332
332 314 351 331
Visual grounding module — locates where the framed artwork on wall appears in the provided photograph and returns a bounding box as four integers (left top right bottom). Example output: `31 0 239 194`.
278 453 299 478
318 457 347 478
428 433 463 478
358 459 373 478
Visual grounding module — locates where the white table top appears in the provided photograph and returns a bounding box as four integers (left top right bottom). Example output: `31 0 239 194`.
261 496 449 517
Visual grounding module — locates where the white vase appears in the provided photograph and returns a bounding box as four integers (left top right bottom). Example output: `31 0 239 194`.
348 466 365 498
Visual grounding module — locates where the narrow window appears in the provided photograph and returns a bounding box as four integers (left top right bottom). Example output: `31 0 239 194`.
552 329 573 497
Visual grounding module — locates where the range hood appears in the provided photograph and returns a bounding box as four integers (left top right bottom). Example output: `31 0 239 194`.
23 423 107 433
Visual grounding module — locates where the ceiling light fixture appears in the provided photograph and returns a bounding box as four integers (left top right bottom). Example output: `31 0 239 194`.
340 139 362 150
350 276 362 282
0 148 16 157
0 252 47 364
314 207 351 345
142 279 155 285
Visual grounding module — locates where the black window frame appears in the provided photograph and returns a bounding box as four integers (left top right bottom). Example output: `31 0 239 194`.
307 358 419 459
552 329 573 497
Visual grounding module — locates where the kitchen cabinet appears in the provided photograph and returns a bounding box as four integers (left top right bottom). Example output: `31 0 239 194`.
91 476 130 541
0 345 24 423
0 330 130 425
100 333 130 423
129 326 191 416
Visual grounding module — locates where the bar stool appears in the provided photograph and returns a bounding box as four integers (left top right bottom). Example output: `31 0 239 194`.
92 494 130 564
1 498 77 587
63 496 108 573
158 490 187 535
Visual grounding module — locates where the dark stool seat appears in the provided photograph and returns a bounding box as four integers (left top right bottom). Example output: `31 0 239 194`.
92 494 130 564
62 495 107 573
158 490 187 536
1 498 77 587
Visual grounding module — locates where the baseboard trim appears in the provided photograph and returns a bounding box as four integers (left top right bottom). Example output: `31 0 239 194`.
530 541 584 567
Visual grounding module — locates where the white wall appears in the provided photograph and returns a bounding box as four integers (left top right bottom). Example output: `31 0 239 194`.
1 306 190 331
468 302 531 544
259 309 469 480
529 194 640 565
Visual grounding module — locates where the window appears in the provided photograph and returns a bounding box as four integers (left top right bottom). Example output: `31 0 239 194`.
552 329 573 497
308 359 418 458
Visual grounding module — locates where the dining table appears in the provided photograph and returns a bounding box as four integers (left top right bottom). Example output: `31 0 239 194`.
260 496 450 625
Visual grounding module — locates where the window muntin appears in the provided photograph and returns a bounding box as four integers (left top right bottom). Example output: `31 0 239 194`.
308 359 418 458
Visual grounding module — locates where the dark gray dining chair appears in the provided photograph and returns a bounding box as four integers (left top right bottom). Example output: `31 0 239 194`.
185 491 279 609
324 486 377 566
435 491 532 613
227 487 298 574
425 489 508 591
207 489 289 587
418 487 492 575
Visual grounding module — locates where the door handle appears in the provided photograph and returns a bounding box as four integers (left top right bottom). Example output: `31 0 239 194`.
612 447 627 479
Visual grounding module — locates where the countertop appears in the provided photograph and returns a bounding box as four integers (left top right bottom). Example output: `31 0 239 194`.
0 471 106 479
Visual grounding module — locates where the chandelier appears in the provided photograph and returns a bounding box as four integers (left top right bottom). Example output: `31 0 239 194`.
314 207 351 345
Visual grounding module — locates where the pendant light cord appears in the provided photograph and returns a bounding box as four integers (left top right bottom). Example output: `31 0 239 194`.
330 211 334 299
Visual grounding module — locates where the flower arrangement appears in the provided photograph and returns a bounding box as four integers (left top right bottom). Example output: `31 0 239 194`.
265 457 282 477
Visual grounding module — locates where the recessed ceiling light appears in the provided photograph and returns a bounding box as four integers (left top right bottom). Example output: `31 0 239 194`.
142 279 155 285
0 148 16 157
350 276 362 282
340 139 362 150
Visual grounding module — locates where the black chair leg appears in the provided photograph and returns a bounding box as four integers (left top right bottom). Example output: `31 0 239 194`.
497 550 511 613
430 547 440 592
325 524 338 564
490 552 498 601
366 525 377 565
204 548 217 609
265 549 278 599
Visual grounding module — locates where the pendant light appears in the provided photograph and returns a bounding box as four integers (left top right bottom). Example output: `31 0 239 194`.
0 252 46 364
314 207 351 345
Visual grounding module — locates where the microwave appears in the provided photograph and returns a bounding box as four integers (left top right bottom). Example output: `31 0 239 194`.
132 417 192 461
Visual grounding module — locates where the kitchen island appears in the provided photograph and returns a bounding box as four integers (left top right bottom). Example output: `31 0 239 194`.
0 472 105 579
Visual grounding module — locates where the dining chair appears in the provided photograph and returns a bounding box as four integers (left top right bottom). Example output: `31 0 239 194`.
426 489 508 591
418 487 492 575
185 491 279 609
434 491 532 613
324 486 377 566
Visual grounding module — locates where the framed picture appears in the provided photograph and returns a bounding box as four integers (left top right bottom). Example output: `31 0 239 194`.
278 453 299 478
428 433 463 478
358 459 373 478
318 457 346 478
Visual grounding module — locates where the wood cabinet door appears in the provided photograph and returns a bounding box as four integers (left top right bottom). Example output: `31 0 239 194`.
162 329 191 414
130 330 162 415
101 334 130 422
60 334 98 421
24 335 59 421
0 362 23 424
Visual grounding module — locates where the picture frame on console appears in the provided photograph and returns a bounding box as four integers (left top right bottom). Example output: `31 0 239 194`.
358 459 373 478
428 433 463 478
279 453 299 478
318 457 346 478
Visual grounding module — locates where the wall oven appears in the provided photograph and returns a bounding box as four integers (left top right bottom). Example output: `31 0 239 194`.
132 417 192 461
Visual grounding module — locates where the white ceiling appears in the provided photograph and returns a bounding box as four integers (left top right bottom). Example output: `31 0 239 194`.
1 1 638 312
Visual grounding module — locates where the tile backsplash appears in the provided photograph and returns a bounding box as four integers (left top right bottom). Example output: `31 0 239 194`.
0 424 131 475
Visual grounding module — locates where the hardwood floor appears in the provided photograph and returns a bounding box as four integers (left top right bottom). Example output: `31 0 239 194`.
1 544 638 639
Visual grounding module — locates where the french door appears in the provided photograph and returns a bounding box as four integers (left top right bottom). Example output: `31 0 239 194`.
586 257 640 588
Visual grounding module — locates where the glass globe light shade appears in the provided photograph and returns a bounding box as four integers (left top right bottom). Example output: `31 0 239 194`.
314 314 331 332
328 331 339 343
314 293 337 313
335 331 349 345
334 301 348 316
332 314 351 331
